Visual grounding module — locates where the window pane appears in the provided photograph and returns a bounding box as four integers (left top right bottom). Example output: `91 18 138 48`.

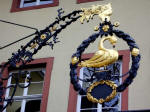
28 83 43 94
25 100 41 112
6 101 21 112
9 86 24 96
30 71 44 82
40 0 53 5
24 0 37 3
11 73 26 84
102 108 118 112
28 71 44 94
81 96 97 109
82 67 96 89
81 109 97 112
23 0 36 7
7 100 41 112
23 3 36 7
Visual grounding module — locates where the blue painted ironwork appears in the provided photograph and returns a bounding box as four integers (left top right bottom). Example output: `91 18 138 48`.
0 9 141 111
70 20 141 96
0 9 82 112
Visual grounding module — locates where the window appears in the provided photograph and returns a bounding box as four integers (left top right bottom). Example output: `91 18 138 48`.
20 0 54 8
2 57 54 112
68 50 130 112
11 0 59 12
4 69 45 112
77 0 101 4
76 61 122 112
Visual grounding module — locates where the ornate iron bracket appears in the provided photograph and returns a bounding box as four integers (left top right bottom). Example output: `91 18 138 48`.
0 3 141 111
0 9 82 112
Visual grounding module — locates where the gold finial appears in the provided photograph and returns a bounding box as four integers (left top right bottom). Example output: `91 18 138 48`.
50 25 57 32
94 26 99 31
71 57 79 65
102 25 109 32
131 48 140 56
30 43 37 49
114 21 120 27
80 3 112 23
40 34 47 40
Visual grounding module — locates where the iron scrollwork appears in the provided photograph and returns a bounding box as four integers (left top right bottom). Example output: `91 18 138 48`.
0 3 141 111
0 9 83 111
70 3 141 105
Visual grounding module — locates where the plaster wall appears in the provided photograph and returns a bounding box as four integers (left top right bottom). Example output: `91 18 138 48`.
0 0 150 111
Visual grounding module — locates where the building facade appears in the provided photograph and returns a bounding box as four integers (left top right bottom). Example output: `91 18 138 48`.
0 0 150 112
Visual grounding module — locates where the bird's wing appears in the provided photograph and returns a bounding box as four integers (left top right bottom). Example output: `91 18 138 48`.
88 50 119 68
79 50 110 67
86 50 105 62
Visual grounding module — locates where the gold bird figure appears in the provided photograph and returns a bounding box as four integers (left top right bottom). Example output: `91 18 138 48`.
79 35 119 68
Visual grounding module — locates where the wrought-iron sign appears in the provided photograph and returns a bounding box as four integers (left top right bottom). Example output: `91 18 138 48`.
0 3 140 111
70 3 140 105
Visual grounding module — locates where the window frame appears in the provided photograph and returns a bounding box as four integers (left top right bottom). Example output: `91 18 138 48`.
11 0 59 12
2 57 54 112
4 69 45 112
67 50 130 112
77 0 101 4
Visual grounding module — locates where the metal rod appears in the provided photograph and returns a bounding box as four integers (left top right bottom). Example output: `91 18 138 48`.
0 32 36 50
0 19 38 31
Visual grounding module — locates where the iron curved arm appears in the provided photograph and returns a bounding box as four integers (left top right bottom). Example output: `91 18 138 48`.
0 9 83 112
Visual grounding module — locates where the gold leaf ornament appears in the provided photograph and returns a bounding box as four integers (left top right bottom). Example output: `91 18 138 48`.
40 34 47 40
80 3 112 23
94 26 99 31
131 48 140 56
79 35 119 68
50 25 57 32
102 25 109 32
71 57 79 65
87 80 117 104
80 8 93 23
30 43 37 49
114 21 120 27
